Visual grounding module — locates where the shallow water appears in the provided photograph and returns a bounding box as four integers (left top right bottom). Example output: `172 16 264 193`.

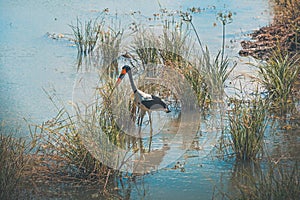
0 0 271 129
2 0 299 199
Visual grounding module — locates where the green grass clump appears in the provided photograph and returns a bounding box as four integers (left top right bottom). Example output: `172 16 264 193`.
130 22 209 108
181 11 236 102
97 28 123 77
227 98 269 160
257 51 300 102
200 47 236 101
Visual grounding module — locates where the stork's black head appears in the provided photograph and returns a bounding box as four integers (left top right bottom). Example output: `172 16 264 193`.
122 65 131 72
116 65 131 86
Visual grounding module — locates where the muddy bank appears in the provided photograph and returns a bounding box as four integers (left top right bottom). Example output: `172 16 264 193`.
239 24 300 59
239 0 300 60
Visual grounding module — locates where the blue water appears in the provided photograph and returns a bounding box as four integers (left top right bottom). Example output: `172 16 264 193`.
0 0 271 129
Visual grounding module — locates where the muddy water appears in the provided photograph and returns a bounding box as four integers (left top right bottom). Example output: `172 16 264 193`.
2 0 298 199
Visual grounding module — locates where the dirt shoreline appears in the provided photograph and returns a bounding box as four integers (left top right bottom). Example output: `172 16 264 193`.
239 0 300 60
238 24 299 60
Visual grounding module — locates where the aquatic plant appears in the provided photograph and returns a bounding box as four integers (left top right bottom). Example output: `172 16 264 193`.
0 121 113 198
217 11 233 64
70 17 101 56
180 12 205 55
70 16 123 75
181 11 236 101
130 17 209 108
25 89 114 191
132 30 161 67
160 19 195 63
200 47 236 101
95 25 123 77
227 97 269 160
256 50 300 103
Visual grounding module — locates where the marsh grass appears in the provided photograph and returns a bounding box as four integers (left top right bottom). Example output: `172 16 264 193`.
256 50 300 103
181 11 236 102
91 81 128 148
95 26 123 77
161 22 194 63
34 114 107 180
277 0 300 54
0 129 30 200
200 48 236 101
11 89 118 198
225 97 269 160
73 72 153 170
160 32 208 107
0 82 131 198
133 30 161 67
274 0 300 30
70 17 102 56
33 105 110 182
70 16 123 74
236 162 299 200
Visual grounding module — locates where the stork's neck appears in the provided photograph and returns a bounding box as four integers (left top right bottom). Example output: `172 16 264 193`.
127 70 137 93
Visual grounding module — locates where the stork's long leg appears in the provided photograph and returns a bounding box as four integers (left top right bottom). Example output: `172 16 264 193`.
147 111 153 131
138 109 146 126
148 123 153 152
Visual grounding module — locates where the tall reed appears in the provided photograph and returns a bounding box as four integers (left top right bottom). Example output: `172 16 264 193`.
181 11 236 102
95 25 123 77
132 30 161 67
217 11 233 64
200 48 236 101
130 18 209 108
70 17 101 56
70 16 123 74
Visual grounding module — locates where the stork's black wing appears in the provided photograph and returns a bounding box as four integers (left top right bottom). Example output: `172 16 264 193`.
141 95 167 110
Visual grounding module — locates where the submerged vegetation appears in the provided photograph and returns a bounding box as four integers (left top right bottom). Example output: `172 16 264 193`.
1 1 300 199
232 161 299 200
